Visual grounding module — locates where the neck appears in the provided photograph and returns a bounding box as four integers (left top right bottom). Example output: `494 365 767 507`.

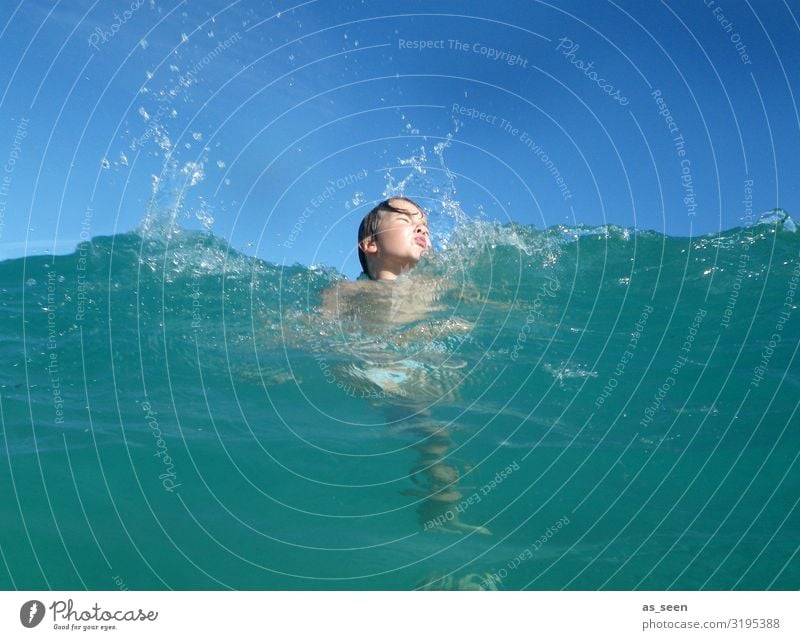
371 263 415 281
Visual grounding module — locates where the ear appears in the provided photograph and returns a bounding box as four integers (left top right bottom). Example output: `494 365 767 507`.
359 236 378 256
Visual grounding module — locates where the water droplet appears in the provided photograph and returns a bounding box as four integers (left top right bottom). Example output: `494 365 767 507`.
182 161 204 186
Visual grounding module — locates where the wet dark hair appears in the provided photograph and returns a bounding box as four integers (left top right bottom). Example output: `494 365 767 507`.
357 196 426 279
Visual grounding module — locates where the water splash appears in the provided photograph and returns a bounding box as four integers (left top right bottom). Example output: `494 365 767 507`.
753 208 796 232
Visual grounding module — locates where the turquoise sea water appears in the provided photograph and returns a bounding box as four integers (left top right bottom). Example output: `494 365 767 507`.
1 214 798 590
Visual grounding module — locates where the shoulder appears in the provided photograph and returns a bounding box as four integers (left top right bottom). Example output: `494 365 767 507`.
320 278 376 317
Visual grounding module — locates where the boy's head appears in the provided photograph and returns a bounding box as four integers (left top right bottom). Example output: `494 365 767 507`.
358 197 431 280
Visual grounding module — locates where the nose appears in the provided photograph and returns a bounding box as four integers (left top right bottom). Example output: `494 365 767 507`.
414 224 430 248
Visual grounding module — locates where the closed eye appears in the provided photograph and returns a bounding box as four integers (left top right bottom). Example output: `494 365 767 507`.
400 215 425 226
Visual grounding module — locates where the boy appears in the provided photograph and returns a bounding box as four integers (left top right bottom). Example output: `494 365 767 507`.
320 197 488 537
361 200 488 535
322 196 435 327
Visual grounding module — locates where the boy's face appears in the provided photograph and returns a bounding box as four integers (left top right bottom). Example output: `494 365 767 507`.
362 199 431 279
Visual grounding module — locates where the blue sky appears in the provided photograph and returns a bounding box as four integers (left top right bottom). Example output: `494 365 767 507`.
0 0 797 277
